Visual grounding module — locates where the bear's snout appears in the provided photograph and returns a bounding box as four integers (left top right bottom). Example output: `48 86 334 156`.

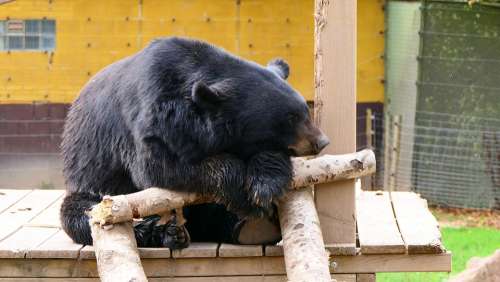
313 133 330 154
288 120 330 156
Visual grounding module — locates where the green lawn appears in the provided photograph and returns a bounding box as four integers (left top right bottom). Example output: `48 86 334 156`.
378 227 500 282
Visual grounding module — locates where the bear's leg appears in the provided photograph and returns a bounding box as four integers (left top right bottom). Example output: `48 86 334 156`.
133 153 256 216
61 192 190 248
246 151 293 212
60 192 102 245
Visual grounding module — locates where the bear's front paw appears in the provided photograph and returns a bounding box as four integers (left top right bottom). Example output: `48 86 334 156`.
161 221 191 250
133 215 190 249
246 176 288 213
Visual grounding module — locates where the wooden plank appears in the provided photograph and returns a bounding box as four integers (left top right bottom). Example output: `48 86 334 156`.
138 247 172 259
0 189 64 242
391 192 446 254
356 274 376 282
0 253 451 277
314 0 357 246
0 226 59 258
0 189 32 215
81 245 172 259
29 229 84 259
331 252 451 273
25 196 64 228
326 244 357 256
356 191 406 254
218 243 263 257
265 244 356 256
0 275 356 282
172 242 218 258
264 245 283 256
78 245 95 259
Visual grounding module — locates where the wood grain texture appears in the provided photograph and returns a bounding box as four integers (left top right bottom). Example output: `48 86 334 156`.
356 274 376 282
331 252 451 273
391 192 446 254
25 196 64 228
326 244 357 256
0 226 59 258
0 189 64 242
0 253 451 277
218 244 263 257
264 245 283 257
356 192 406 254
314 0 357 245
0 189 32 215
29 229 84 259
0 275 357 282
172 242 218 258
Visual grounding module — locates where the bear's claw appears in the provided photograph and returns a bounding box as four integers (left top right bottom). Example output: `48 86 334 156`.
134 215 191 249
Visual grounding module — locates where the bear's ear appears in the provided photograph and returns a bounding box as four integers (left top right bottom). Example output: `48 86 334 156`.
191 81 225 111
267 58 290 80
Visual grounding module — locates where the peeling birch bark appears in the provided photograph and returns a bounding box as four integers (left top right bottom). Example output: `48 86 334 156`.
89 149 375 226
90 221 148 282
278 186 331 282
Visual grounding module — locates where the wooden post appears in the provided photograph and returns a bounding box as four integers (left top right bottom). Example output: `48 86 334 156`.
388 115 401 192
366 109 374 149
314 0 357 252
362 108 374 190
383 114 392 190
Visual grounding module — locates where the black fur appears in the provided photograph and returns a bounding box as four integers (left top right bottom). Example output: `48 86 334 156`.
60 37 317 247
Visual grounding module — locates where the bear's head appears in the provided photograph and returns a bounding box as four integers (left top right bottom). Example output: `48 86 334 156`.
191 58 329 159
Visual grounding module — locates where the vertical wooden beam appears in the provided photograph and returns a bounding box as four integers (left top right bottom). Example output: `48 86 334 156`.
314 0 357 247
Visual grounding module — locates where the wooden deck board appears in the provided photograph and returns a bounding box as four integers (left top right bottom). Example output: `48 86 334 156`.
0 227 59 258
391 192 445 254
0 189 451 278
0 253 451 277
264 245 283 256
25 196 64 228
0 274 357 281
0 189 32 215
218 243 263 257
29 229 84 259
356 191 406 254
172 242 218 258
0 189 64 242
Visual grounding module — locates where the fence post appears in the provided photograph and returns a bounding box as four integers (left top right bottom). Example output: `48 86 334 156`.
361 108 374 190
388 115 401 192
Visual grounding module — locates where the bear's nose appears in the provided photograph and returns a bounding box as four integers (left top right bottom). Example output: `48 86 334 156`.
314 135 330 154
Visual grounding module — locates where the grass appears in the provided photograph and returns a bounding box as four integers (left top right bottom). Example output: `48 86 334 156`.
378 227 500 282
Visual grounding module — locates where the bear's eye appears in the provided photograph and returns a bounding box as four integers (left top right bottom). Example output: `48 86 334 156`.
287 113 300 124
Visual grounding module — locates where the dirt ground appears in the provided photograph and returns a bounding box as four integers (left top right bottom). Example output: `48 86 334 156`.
431 206 500 229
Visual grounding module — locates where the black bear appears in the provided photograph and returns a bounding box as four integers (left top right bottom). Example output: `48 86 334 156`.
60 37 329 248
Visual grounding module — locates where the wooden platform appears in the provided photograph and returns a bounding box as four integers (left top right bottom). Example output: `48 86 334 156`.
0 189 451 281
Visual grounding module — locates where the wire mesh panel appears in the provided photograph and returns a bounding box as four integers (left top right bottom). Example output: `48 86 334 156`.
383 0 500 209
385 1 422 191
411 112 499 209
414 1 500 209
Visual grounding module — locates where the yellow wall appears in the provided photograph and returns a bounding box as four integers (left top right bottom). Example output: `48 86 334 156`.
0 0 383 104
357 0 385 103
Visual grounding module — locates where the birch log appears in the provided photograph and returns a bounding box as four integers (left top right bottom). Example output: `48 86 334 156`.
89 149 375 226
90 221 148 282
89 149 375 282
278 187 331 282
